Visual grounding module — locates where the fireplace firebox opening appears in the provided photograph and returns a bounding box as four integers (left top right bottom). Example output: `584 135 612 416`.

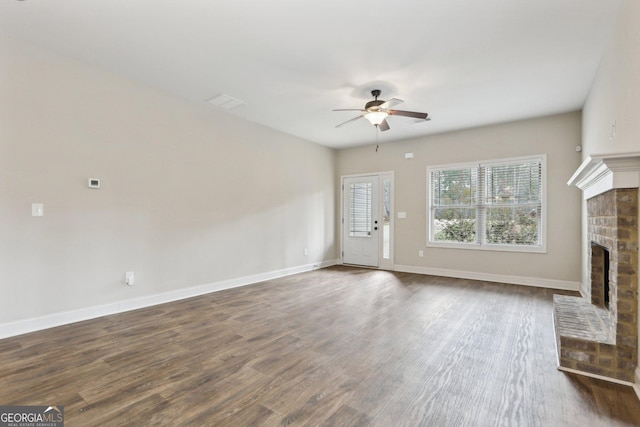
590 242 610 309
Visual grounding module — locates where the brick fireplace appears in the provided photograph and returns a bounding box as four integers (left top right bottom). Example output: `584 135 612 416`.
554 153 640 383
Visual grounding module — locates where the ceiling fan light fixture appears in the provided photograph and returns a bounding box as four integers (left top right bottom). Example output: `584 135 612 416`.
334 89 428 132
364 111 388 126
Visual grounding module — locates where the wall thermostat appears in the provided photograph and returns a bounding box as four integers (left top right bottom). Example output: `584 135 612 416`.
88 178 101 189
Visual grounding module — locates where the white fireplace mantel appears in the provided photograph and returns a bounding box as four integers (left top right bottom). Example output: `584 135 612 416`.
568 152 640 200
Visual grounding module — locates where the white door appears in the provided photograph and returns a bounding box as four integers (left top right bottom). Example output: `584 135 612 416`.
343 176 379 267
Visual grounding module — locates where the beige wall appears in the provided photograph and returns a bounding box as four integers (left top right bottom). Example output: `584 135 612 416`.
582 0 640 156
0 37 336 325
337 112 583 284
580 0 640 386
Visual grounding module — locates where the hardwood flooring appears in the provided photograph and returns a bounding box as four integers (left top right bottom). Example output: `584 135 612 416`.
1 266 640 426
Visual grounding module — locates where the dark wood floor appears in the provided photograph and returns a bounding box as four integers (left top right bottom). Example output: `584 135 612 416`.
1 266 640 426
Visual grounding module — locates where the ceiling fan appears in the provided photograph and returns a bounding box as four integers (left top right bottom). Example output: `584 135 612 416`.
334 89 430 132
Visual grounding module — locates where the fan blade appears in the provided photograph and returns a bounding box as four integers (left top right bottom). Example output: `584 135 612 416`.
333 108 366 112
379 98 403 109
389 110 429 120
379 118 390 132
335 115 364 128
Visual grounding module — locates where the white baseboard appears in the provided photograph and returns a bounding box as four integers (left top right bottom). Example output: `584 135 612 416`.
634 367 640 400
393 264 580 291
0 259 337 340
557 365 634 387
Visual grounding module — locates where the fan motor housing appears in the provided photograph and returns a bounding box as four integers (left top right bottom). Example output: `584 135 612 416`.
365 100 384 111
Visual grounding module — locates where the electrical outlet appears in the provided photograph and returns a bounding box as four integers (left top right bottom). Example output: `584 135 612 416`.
304 248 308 256
125 271 135 286
418 250 424 257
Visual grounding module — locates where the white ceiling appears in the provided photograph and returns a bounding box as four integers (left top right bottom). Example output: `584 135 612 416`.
0 0 622 149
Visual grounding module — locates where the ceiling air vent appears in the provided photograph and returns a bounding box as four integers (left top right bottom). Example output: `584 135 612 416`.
206 93 245 110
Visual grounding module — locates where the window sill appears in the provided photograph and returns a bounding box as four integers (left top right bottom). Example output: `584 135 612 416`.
426 241 547 254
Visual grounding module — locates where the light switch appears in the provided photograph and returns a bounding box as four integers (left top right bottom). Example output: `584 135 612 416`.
398 212 407 219
32 203 44 217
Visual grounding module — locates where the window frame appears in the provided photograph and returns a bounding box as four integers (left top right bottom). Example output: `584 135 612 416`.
426 154 547 253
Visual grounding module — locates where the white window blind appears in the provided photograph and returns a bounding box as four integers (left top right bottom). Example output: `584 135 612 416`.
428 155 544 251
430 166 478 243
349 182 372 237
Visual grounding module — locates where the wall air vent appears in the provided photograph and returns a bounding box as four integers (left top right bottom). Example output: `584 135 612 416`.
206 93 246 110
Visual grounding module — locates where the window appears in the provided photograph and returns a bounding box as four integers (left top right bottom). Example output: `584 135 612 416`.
349 182 372 237
383 177 391 259
427 155 545 252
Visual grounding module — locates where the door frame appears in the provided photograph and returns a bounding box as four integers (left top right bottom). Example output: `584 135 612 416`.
340 171 395 270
